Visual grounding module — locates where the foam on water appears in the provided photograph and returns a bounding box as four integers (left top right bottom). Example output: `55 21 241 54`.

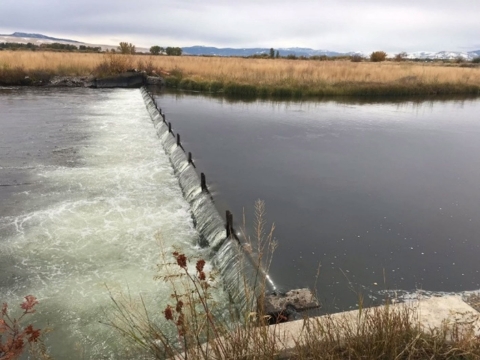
0 89 225 358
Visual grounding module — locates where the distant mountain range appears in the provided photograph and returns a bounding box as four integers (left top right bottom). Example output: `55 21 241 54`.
182 46 345 58
1 32 479 60
183 46 480 60
0 32 81 43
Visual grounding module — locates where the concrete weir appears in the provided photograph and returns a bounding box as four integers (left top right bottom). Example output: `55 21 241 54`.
94 72 165 88
140 87 320 317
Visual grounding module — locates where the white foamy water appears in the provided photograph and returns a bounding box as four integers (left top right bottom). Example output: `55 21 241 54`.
0 89 220 358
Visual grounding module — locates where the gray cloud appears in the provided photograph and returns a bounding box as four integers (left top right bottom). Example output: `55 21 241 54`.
0 0 478 52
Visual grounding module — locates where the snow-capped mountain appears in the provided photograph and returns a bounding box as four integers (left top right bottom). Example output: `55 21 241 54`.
183 46 480 60
344 50 479 61
1 32 479 60
407 51 477 60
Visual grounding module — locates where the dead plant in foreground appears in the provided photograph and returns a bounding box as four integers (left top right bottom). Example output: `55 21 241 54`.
0 296 50 360
108 201 282 359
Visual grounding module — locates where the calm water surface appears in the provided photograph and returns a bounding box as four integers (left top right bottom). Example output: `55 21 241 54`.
153 91 480 310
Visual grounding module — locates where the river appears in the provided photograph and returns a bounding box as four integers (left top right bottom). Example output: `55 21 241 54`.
151 90 480 311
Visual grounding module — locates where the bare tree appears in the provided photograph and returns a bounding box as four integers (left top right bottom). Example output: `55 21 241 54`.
118 42 136 55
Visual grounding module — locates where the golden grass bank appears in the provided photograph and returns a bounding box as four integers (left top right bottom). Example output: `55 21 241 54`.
1 51 479 97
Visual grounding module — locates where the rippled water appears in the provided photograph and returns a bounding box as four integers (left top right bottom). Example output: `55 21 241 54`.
0 88 225 358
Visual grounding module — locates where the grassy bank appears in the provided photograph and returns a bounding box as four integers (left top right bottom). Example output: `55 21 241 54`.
1 51 480 97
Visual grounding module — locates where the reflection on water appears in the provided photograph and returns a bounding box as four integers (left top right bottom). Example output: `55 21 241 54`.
152 89 480 311
160 87 480 106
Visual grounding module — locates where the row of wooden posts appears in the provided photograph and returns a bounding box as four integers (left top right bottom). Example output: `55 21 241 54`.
148 91 236 240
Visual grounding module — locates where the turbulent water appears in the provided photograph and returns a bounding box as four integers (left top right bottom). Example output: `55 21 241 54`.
0 88 226 359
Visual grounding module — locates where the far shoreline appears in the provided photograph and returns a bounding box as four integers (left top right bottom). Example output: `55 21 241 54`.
1 50 479 99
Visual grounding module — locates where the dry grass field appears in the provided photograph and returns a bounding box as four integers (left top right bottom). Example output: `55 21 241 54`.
1 51 480 97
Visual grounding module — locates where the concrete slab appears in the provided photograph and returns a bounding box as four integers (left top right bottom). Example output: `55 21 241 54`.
270 295 480 353
177 296 480 359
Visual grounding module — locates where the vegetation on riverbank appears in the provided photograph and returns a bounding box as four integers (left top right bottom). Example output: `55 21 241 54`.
1 51 480 98
105 203 480 359
110 253 480 359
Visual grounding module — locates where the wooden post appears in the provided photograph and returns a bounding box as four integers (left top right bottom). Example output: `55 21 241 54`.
226 210 234 238
168 122 172 134
162 113 166 122
188 152 196 168
177 134 181 147
226 210 232 238
201 173 207 192
229 212 234 238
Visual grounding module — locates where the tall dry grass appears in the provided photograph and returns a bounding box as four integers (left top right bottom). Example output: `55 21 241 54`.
1 51 480 96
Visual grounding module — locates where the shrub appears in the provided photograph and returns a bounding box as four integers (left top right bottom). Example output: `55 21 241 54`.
136 58 155 75
311 55 328 61
94 53 135 76
208 81 223 93
0 65 27 85
394 52 408 61
179 78 199 90
472 57 480 64
118 42 136 55
150 46 162 55
271 87 293 98
351 55 363 62
224 83 258 97
165 47 183 56
370 51 387 62
164 76 181 88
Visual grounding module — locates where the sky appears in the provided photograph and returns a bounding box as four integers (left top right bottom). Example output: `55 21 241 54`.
0 0 479 53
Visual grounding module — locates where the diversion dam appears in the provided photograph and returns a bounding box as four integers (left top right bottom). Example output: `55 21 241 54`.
2 86 480 357
0 87 289 359
0 88 241 359
148 90 480 312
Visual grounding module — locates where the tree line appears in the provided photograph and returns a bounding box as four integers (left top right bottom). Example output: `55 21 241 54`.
149 46 182 56
0 42 101 52
116 42 183 56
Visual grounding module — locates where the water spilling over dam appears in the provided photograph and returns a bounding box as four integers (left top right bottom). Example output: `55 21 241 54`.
0 88 232 358
140 88 278 313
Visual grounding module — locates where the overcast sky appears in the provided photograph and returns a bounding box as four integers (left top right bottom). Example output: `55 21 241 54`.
0 0 479 52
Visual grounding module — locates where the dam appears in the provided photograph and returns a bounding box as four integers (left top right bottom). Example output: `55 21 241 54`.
2 86 480 358
0 88 238 358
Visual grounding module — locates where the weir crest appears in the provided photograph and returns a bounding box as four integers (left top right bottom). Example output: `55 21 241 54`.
141 87 276 314
141 87 320 319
